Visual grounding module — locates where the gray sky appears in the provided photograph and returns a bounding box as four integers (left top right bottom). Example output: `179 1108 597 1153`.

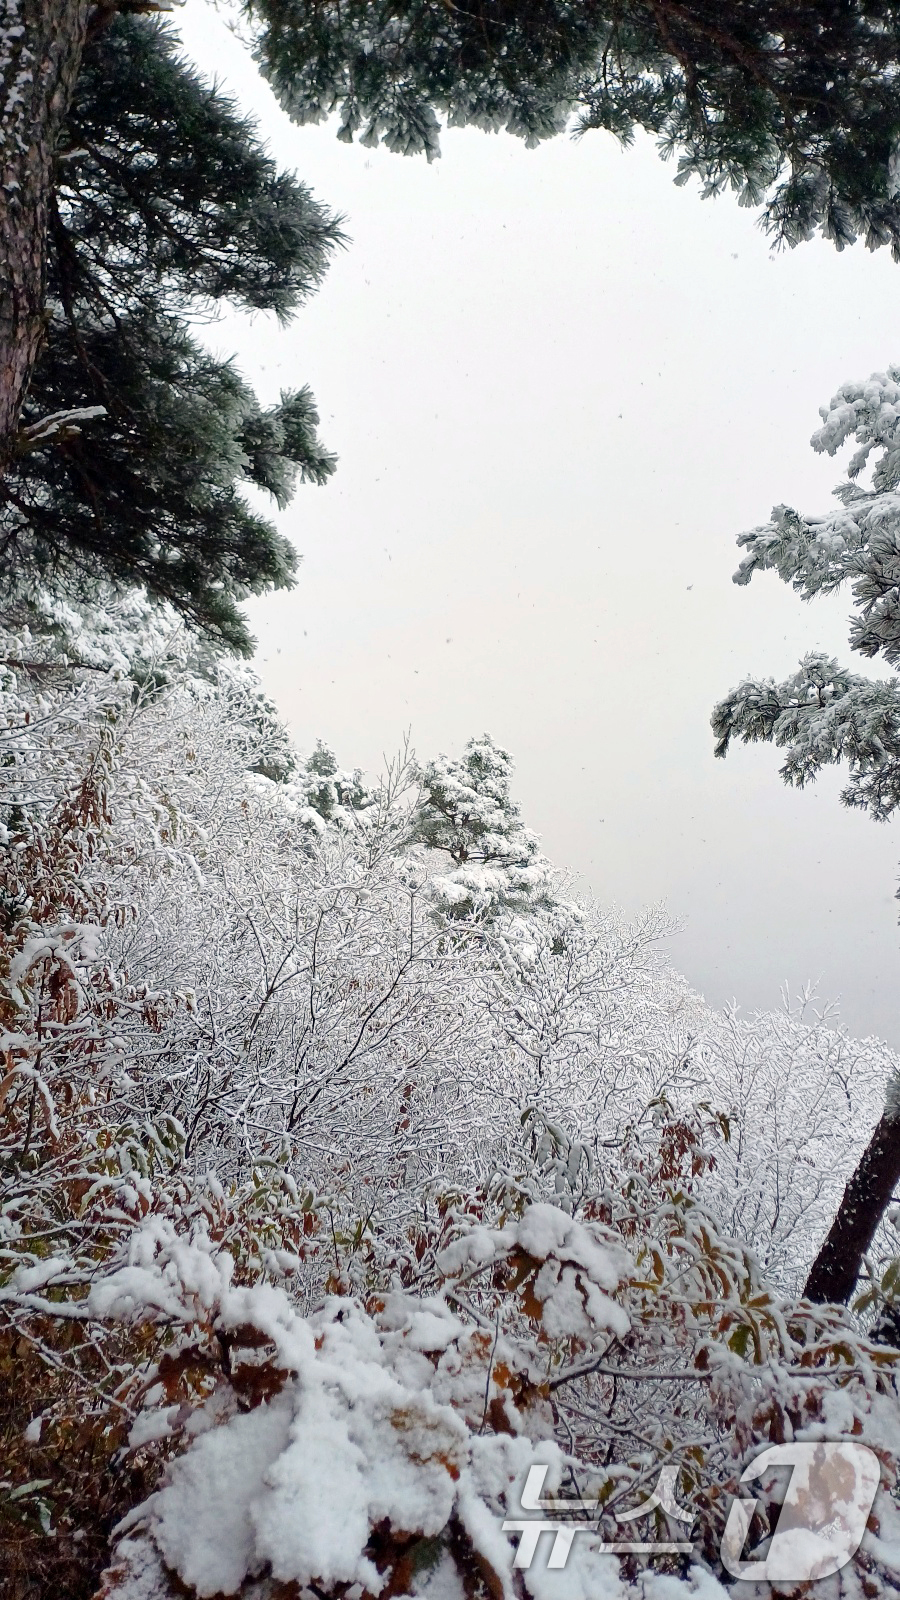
179 3 900 1047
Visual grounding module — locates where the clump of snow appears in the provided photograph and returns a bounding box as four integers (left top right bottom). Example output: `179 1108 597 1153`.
111 1286 542 1598
435 1202 631 1340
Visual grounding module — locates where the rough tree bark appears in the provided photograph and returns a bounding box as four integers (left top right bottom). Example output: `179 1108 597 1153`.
804 1082 900 1306
0 0 95 475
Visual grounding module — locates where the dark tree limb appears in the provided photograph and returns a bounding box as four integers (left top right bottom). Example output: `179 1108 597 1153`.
0 0 96 474
804 1091 900 1306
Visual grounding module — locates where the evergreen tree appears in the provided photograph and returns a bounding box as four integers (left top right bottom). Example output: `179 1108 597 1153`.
9 3 900 541
248 1 900 256
713 363 900 1307
713 367 900 814
414 733 555 922
1 15 342 653
293 738 373 823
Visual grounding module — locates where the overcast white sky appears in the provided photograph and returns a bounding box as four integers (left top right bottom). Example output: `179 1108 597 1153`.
179 3 900 1047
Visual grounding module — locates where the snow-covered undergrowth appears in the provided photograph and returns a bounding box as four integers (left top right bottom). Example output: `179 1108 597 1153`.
2 596 900 1599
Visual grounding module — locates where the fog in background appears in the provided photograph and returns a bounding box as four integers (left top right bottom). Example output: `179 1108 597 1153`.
179 3 900 1046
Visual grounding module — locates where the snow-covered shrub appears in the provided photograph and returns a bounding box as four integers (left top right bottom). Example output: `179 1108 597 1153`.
3 602 900 1597
91 1117 900 1600
0 677 320 1595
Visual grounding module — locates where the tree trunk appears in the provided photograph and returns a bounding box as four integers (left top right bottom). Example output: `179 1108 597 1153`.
0 0 94 474
804 1087 900 1306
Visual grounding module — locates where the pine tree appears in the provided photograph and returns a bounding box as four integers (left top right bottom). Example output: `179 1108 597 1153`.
9 4 900 547
713 364 900 1308
1 15 343 653
247 1 900 256
414 733 555 923
293 739 374 823
713 367 900 815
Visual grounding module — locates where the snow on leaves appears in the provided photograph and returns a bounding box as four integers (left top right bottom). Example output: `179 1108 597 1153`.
2 600 900 1596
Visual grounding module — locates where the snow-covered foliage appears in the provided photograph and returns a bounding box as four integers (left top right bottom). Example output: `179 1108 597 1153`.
714 364 900 835
90 1191 900 1600
3 596 900 1597
713 651 900 819
730 367 900 669
413 736 557 924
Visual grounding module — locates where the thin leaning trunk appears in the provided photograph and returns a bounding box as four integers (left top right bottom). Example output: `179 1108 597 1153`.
0 0 93 473
804 1082 900 1306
